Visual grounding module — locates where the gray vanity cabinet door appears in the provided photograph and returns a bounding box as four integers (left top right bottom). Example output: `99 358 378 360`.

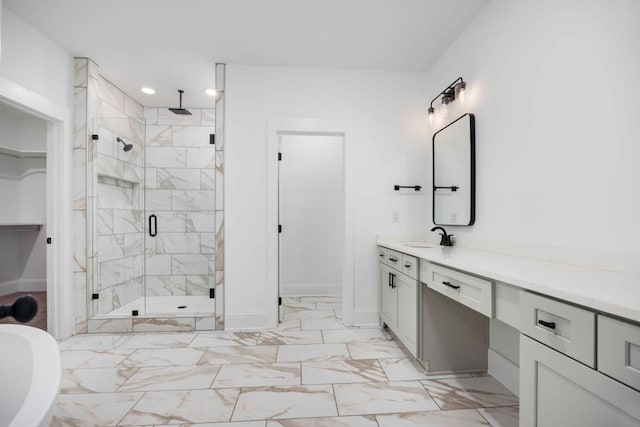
379 263 397 329
520 335 640 427
396 273 418 356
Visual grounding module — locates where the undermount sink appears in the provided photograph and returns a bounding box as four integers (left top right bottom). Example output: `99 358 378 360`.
403 242 434 248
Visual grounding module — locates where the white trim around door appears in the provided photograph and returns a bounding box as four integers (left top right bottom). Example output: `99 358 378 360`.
0 76 74 339
267 117 355 328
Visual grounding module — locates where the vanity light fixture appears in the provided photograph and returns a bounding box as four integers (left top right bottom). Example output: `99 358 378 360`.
205 88 217 97
141 87 156 95
427 77 467 126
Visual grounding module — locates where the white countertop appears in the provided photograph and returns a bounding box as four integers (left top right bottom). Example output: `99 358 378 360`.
377 237 640 324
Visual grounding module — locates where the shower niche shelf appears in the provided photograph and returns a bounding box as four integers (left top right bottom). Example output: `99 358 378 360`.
97 173 139 188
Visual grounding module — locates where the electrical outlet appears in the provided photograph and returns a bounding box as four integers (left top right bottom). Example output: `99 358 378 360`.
392 211 400 223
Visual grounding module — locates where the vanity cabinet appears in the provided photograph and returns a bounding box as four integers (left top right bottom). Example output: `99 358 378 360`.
519 291 640 426
520 334 640 427
378 247 418 357
377 239 640 424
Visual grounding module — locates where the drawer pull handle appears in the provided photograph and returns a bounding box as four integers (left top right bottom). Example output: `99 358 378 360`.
538 320 556 330
379 253 384 257
389 257 398 262
442 281 460 290
404 263 411 268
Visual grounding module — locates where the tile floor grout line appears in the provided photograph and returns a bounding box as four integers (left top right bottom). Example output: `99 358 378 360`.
114 389 147 427
113 366 141 393
228 386 244 423
330 383 341 418
420 381 445 411
207 362 223 388
475 407 495 426
375 358 392 382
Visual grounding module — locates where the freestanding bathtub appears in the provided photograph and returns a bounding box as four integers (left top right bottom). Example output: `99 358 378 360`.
0 325 61 427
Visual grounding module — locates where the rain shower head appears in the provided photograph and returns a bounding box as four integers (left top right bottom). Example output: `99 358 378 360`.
169 89 192 115
116 136 134 152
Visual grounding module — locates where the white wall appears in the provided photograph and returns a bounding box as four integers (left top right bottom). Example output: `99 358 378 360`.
226 65 429 327
0 6 73 108
420 0 640 272
279 134 344 296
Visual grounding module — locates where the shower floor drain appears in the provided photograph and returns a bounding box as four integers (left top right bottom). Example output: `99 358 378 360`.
177 305 187 309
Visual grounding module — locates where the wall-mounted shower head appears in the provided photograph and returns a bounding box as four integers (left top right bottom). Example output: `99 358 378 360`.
169 89 192 115
116 136 134 152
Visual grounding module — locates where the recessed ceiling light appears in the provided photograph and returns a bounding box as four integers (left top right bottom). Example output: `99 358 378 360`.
205 89 217 97
141 87 156 95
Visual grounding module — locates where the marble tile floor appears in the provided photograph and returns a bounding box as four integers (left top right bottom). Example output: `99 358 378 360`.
54 295 518 426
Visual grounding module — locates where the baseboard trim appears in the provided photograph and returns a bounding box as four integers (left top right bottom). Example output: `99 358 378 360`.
0 279 47 296
224 311 269 330
488 348 519 396
353 307 379 327
281 283 342 296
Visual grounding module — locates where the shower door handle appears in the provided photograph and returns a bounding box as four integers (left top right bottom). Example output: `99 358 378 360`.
149 214 157 237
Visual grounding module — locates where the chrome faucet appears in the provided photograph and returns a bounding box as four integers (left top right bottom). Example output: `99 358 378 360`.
430 226 454 246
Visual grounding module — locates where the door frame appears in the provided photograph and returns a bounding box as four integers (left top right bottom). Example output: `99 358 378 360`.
267 117 354 327
0 76 73 339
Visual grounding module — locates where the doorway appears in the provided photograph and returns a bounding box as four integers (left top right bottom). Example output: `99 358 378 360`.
0 101 49 331
0 78 72 339
278 134 344 318
267 118 355 328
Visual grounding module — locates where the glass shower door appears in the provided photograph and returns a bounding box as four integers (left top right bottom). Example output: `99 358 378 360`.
143 116 216 317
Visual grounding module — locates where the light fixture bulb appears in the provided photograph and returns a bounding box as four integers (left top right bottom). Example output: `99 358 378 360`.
440 98 450 118
428 106 435 126
141 87 156 95
457 82 467 106
205 89 217 97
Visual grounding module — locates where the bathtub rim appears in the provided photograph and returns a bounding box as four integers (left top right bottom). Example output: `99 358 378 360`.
0 324 61 427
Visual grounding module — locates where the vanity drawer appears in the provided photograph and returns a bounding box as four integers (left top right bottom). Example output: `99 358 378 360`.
386 249 403 270
401 254 418 280
598 316 640 391
377 246 388 265
422 263 493 317
520 291 595 368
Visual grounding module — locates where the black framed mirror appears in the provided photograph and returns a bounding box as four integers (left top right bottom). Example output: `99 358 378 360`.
432 113 475 226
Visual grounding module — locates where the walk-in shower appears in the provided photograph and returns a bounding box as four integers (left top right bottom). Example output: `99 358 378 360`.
87 111 217 326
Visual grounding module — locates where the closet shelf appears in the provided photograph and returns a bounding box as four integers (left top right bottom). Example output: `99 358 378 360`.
0 145 47 159
0 224 43 232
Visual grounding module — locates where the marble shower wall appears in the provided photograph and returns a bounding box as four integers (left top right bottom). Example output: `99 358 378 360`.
142 107 216 298
74 57 225 333
74 57 146 329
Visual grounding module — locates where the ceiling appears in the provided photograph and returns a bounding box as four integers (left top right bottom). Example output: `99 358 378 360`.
5 0 488 108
